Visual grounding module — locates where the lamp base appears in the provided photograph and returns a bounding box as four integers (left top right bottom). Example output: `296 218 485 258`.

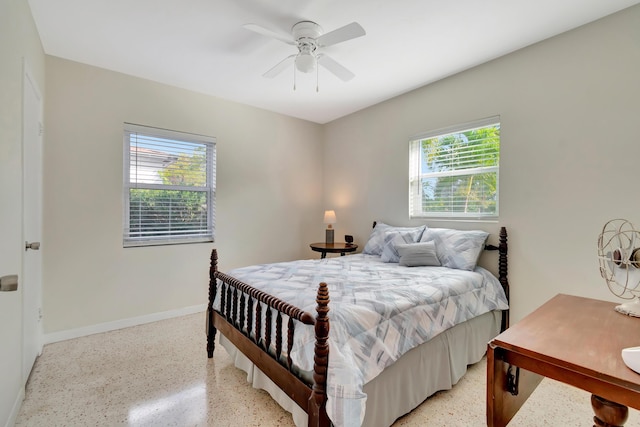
325 228 334 244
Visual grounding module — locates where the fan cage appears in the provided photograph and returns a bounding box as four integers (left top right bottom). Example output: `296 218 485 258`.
597 218 640 300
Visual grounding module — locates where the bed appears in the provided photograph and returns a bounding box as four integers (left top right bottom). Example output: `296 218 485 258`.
206 223 510 427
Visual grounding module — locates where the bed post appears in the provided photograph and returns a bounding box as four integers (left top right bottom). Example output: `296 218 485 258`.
308 282 331 427
498 227 509 331
207 249 218 358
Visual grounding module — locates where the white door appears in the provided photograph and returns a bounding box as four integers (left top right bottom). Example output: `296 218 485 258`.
22 65 43 381
0 77 26 427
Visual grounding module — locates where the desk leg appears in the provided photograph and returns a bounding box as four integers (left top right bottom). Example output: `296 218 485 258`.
487 344 543 427
592 395 628 427
320 252 326 259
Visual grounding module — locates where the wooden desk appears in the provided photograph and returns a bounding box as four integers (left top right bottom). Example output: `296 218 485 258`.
487 294 640 427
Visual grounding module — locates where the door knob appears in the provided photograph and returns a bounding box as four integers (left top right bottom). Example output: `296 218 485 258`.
25 241 40 251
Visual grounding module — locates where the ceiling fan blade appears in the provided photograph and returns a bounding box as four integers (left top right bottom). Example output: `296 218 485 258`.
243 23 295 45
263 54 296 78
317 54 355 82
316 22 365 47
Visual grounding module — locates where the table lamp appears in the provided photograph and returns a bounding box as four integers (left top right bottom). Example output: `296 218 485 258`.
324 210 336 244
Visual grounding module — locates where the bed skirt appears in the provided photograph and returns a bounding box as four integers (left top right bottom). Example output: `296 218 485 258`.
219 310 502 427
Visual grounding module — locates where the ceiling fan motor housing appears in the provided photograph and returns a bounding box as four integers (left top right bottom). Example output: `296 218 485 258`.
292 21 323 41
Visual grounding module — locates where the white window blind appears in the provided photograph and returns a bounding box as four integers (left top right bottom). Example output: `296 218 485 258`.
409 117 500 220
123 123 216 247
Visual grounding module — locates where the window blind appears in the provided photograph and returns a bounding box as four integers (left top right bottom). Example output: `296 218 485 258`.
409 118 499 219
123 123 216 246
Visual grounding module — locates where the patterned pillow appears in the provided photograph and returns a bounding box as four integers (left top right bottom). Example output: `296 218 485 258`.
362 222 391 255
419 228 489 271
397 242 441 267
380 228 425 262
363 223 426 256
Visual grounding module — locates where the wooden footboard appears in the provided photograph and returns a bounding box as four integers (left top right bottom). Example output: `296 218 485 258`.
206 249 331 427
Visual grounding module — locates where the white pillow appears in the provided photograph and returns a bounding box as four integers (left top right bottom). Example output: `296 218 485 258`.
380 227 425 262
419 228 488 271
397 242 441 267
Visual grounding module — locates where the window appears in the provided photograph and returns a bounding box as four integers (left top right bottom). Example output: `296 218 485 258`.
123 123 216 247
409 117 500 220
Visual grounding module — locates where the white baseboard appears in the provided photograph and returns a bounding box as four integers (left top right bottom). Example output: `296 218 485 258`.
43 304 207 344
4 386 25 427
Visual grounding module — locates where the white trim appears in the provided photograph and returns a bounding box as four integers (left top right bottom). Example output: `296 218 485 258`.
43 304 206 344
410 115 500 141
124 122 216 144
123 237 214 248
22 57 45 385
3 387 24 427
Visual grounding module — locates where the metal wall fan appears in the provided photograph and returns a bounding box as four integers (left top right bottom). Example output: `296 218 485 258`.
244 21 366 89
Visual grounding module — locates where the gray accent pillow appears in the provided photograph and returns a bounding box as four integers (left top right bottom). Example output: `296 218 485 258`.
419 228 489 271
363 223 425 256
397 242 441 267
380 228 425 262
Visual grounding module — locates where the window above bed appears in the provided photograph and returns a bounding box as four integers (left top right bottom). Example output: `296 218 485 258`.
123 123 216 247
409 117 500 220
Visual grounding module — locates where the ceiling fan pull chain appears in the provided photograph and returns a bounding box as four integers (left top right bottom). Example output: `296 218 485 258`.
316 58 319 93
293 62 297 91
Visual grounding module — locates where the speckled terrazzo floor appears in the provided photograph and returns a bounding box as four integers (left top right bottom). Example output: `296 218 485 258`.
15 313 640 427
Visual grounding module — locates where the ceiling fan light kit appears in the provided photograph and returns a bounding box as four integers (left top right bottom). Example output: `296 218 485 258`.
244 20 366 91
295 53 315 74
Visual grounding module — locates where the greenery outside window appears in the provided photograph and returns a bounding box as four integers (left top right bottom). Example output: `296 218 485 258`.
409 117 500 220
123 123 216 247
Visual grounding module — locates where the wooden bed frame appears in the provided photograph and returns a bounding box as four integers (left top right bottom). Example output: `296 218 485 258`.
206 226 509 427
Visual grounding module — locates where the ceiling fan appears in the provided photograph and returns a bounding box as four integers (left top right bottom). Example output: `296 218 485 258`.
244 21 366 89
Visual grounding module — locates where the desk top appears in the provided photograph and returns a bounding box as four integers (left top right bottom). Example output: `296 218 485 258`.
492 294 640 396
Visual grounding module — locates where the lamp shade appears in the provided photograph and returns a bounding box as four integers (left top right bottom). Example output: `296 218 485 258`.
323 210 336 225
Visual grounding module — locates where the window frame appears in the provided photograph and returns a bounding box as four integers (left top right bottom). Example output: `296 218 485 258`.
409 116 500 221
123 123 216 247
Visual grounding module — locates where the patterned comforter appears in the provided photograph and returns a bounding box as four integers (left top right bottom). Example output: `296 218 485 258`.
216 254 508 426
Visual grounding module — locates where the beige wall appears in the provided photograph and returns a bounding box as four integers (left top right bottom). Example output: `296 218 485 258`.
40 4 640 333
323 5 640 323
43 57 323 333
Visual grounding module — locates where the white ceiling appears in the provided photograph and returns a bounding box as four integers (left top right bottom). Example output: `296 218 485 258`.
28 0 640 124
